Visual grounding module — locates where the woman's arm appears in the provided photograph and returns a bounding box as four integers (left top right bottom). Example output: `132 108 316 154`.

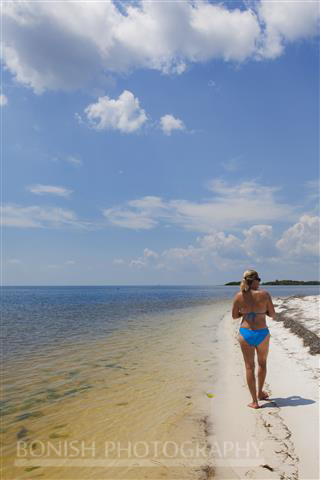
266 292 276 319
232 294 243 319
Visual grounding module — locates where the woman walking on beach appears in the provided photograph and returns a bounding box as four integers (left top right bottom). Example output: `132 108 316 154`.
232 270 276 409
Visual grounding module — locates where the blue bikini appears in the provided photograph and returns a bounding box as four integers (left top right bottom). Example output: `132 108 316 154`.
239 312 270 347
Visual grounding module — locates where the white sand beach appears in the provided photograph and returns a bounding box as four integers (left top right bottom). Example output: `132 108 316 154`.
208 295 319 480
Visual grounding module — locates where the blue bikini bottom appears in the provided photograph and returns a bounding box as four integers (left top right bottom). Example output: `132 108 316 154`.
239 327 270 347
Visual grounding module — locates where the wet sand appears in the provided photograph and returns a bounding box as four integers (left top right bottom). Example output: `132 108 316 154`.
1 301 228 480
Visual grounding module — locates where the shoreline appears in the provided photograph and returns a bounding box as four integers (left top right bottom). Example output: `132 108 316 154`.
205 294 319 480
2 291 318 479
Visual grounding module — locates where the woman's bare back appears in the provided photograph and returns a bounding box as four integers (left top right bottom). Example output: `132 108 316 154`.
238 290 269 329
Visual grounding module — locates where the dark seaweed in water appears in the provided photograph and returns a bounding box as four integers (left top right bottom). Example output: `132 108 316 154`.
15 411 44 421
17 427 28 439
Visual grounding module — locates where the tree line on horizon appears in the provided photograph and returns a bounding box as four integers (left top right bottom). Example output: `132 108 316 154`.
224 280 320 286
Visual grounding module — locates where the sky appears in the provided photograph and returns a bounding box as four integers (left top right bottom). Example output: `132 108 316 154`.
2 0 319 285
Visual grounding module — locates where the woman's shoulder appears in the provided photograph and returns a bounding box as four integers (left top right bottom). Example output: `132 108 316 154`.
257 289 271 299
242 289 270 299
258 288 269 294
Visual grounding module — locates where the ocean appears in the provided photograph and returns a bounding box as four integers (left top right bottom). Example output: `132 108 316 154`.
2 285 319 479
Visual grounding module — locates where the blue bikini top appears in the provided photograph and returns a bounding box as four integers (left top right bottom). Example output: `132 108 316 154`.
243 311 268 322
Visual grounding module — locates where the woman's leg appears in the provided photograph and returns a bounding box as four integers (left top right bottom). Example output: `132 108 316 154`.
256 333 270 399
238 333 259 408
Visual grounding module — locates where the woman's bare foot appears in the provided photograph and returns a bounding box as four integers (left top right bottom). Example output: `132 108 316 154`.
258 391 269 400
248 401 260 409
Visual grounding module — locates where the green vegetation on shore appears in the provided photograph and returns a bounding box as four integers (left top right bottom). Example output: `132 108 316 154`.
224 280 320 286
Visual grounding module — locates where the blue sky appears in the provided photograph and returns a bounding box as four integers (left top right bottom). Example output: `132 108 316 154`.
2 0 319 285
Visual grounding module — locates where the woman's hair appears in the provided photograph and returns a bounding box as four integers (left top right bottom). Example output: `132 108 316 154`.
240 269 260 293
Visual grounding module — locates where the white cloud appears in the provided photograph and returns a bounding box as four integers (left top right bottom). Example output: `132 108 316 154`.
103 196 167 230
189 1 260 62
127 231 248 274
113 258 126 266
102 179 297 233
103 208 157 230
129 248 161 269
160 245 208 272
2 1 118 93
66 155 82 166
129 259 147 269
257 0 320 58
84 90 147 133
27 184 73 197
2 204 84 229
197 226 277 264
128 196 167 210
198 231 244 259
143 248 159 259
0 94 8 106
125 215 318 274
242 224 277 261
45 260 76 269
160 114 185 135
2 1 319 93
52 154 83 167
276 214 320 258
